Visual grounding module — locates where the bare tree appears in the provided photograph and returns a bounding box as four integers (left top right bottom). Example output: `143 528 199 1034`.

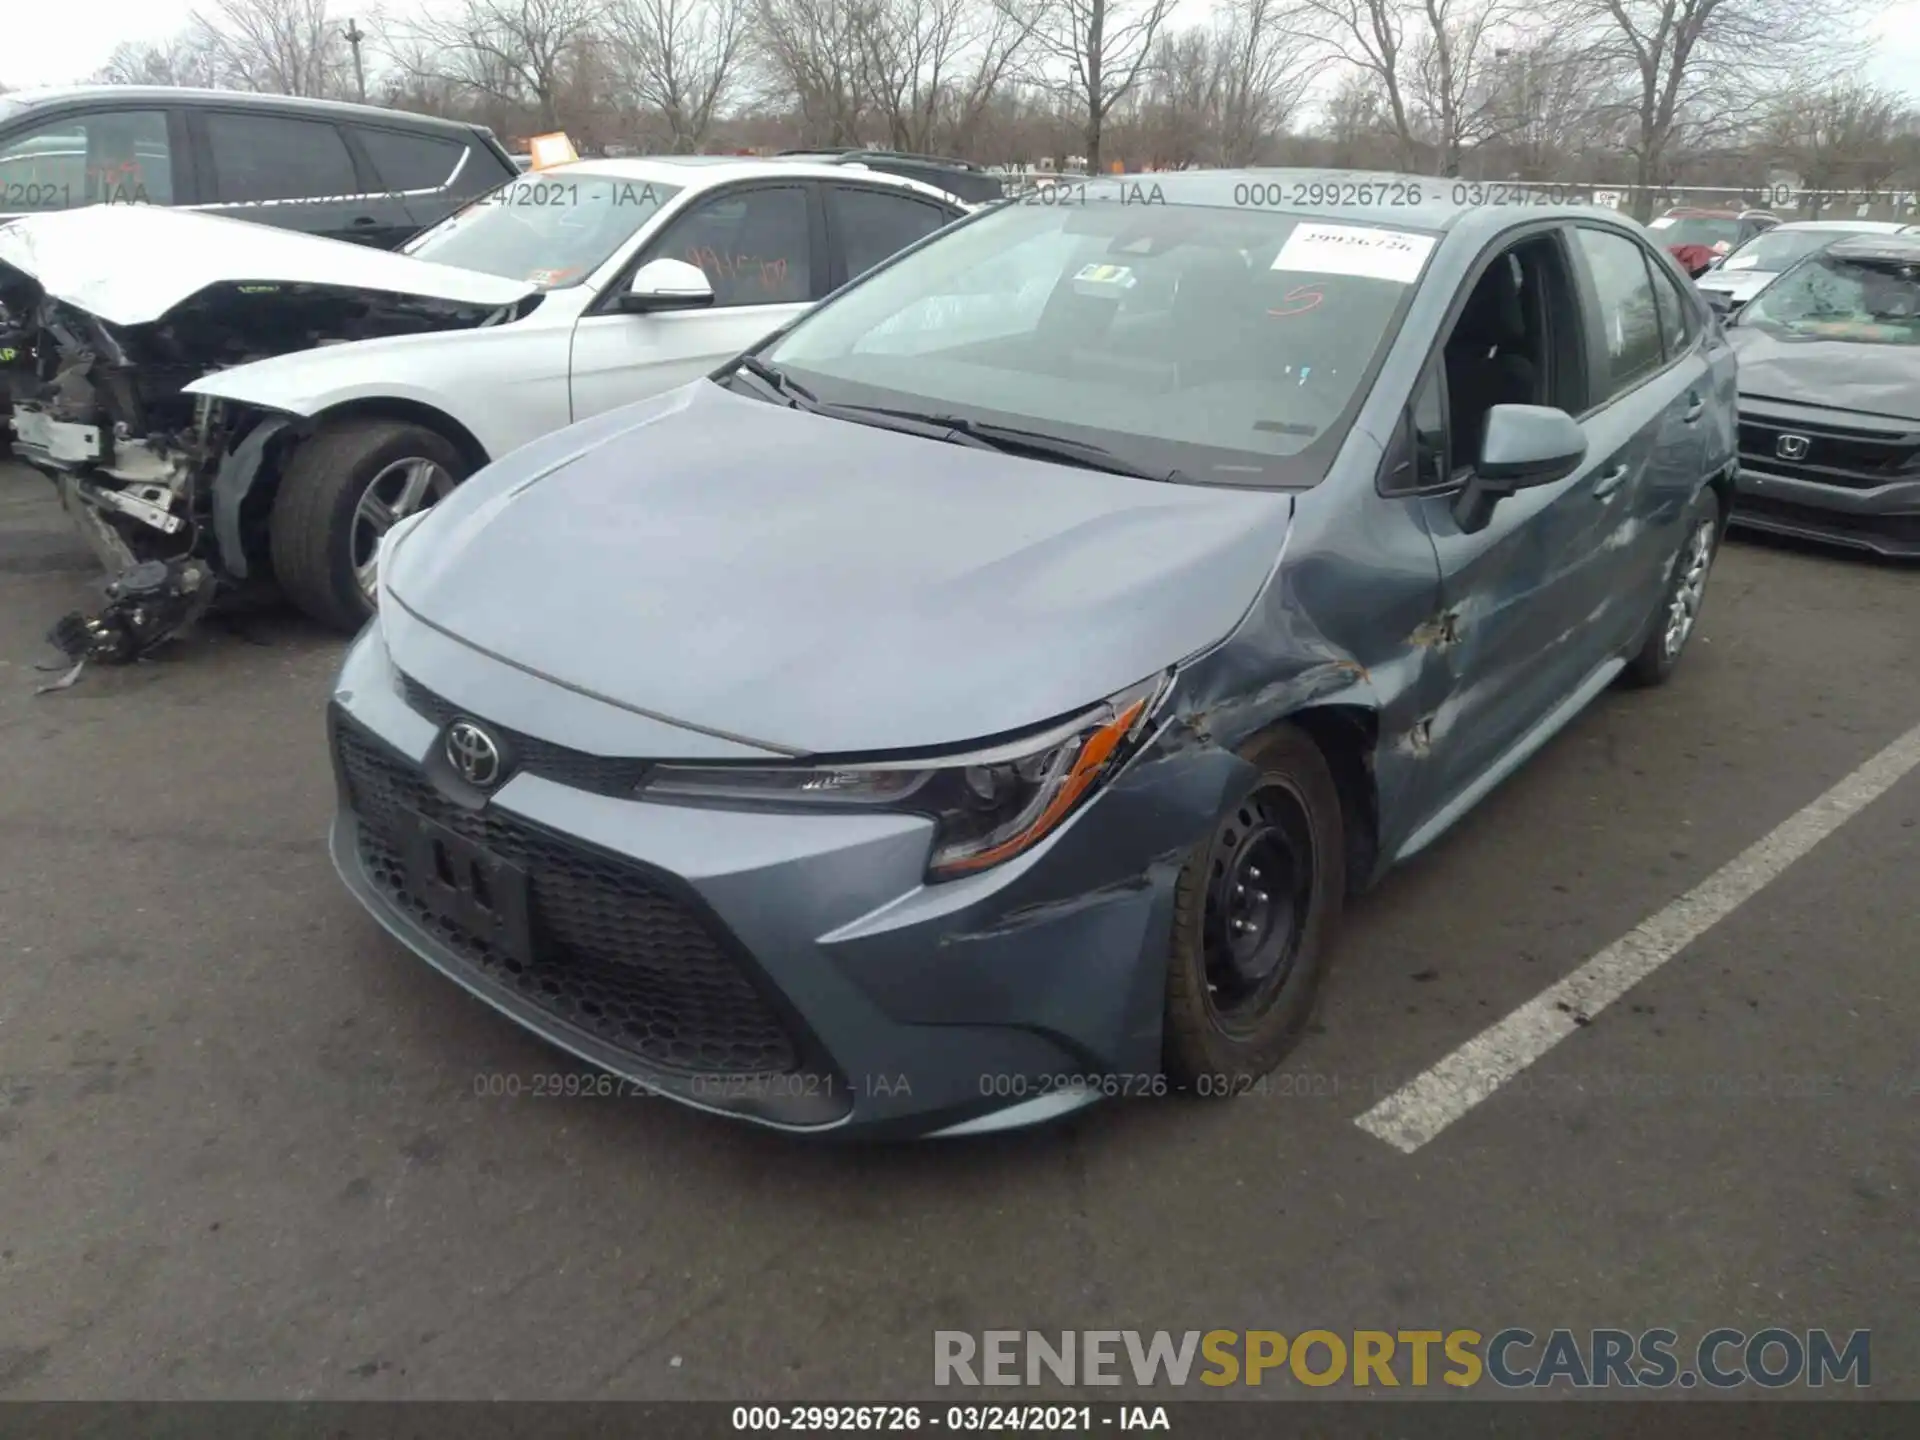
754 0 873 145
608 0 752 151
93 35 226 88
1213 0 1318 166
189 0 353 96
856 0 1036 155
1476 26 1615 179
1005 0 1181 172
1764 81 1910 211
1129 27 1217 167
1297 0 1420 167
1576 0 1869 219
1403 0 1511 175
397 0 600 131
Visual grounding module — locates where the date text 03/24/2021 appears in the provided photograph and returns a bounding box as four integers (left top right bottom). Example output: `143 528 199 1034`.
732 1406 1170 1433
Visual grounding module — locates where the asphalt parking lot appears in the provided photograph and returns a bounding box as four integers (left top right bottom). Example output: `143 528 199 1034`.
1 457 1915 1402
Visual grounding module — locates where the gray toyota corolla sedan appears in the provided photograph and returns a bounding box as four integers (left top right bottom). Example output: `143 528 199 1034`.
329 172 1738 1138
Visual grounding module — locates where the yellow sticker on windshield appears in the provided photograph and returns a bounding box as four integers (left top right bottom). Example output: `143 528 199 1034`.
1074 263 1136 287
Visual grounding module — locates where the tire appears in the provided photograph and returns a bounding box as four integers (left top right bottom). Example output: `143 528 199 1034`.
268 418 469 634
1164 723 1347 1090
1621 487 1721 688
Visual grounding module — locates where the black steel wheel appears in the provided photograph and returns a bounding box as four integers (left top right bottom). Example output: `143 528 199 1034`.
1165 723 1347 1089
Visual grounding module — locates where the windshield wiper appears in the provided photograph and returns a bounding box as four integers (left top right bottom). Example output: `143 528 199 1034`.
728 355 820 410
822 405 1191 483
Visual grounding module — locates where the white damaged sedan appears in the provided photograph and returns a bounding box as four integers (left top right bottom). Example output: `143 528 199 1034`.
0 157 964 648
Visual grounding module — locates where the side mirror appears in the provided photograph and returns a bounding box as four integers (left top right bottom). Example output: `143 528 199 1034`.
617 258 714 313
1452 404 1588 533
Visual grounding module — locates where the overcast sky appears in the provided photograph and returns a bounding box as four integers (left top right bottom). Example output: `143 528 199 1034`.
7 0 1920 114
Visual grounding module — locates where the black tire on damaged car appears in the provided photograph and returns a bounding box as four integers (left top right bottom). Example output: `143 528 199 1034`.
1164 723 1347 1093
268 417 469 634
1621 486 1722 689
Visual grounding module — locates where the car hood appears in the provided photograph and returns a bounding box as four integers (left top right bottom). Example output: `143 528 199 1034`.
385 382 1295 755
1728 326 1920 421
1696 267 1777 302
0 204 534 327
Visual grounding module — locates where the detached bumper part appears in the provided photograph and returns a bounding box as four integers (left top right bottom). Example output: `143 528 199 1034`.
38 558 215 691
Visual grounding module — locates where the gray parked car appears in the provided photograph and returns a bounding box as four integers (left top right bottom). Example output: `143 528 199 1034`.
328 172 1739 1138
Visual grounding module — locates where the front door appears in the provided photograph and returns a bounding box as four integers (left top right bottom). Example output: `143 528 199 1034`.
1407 232 1630 810
568 184 817 423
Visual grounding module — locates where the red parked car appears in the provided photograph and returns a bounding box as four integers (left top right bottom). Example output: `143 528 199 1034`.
1649 207 1780 274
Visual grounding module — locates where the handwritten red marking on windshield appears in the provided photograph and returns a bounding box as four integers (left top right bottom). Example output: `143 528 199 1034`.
1269 284 1325 318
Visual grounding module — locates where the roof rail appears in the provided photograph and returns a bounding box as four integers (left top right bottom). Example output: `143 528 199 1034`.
776 146 986 173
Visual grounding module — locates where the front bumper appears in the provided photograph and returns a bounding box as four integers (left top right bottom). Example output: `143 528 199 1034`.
1730 405 1920 558
327 620 1245 1138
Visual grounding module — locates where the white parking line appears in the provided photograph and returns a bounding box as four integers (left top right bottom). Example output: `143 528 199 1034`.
1355 719 1920 1155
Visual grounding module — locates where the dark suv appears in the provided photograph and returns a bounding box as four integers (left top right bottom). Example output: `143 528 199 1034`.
0 87 518 248
775 148 1004 205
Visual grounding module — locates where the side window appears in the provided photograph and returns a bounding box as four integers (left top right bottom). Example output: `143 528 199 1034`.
1575 227 1666 398
354 127 463 192
646 186 812 307
1381 362 1450 496
1412 363 1449 487
830 186 951 280
205 113 360 203
0 110 174 210
1649 259 1694 360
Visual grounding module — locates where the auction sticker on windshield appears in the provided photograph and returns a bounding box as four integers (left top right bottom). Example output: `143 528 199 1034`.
1271 223 1437 284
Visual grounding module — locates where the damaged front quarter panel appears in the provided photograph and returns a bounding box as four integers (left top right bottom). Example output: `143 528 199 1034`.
1 233 535 675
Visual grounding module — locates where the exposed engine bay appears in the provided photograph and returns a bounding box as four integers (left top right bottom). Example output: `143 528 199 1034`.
1 266 526 684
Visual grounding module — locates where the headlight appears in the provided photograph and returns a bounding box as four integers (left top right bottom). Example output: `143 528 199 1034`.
642 672 1170 879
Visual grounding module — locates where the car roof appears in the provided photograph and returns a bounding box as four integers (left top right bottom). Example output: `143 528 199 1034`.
547 156 964 207
1822 234 1920 262
1769 218 1910 233
969 169 1633 235
0 85 486 138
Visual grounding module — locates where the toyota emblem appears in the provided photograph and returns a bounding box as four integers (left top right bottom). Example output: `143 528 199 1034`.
445 720 503 788
1775 433 1811 461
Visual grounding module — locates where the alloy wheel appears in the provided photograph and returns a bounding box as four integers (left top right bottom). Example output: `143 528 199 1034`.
351 457 457 602
1662 517 1717 661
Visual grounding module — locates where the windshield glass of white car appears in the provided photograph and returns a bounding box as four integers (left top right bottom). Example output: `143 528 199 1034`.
758 199 1429 487
1741 253 1920 344
1720 229 1852 273
403 172 683 288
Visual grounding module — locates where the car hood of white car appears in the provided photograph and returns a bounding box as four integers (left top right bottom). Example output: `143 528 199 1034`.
0 204 537 327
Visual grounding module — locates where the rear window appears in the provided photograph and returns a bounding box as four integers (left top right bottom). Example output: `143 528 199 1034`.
206 112 360 202
1649 215 1741 251
355 127 464 191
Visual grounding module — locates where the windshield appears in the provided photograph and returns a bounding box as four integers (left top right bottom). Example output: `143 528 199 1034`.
757 195 1429 487
1719 228 1861 274
402 171 682 288
1650 216 1742 251
1740 252 1920 344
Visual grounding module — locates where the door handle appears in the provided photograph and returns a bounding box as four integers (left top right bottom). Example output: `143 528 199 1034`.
1592 462 1630 499
1682 393 1705 423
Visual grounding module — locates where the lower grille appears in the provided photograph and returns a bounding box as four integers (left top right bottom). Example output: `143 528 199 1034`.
1733 494 1920 550
335 716 804 1078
